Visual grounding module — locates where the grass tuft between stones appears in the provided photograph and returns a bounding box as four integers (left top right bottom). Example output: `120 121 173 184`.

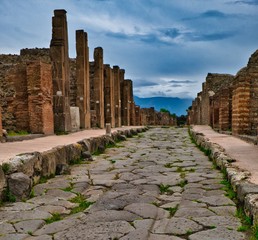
45 213 62 224
159 184 172 194
69 193 94 214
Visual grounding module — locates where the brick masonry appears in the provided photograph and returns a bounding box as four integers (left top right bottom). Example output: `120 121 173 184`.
0 8 176 135
188 49 258 137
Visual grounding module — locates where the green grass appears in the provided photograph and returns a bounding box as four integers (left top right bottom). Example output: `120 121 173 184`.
3 188 16 202
220 179 237 200
159 184 172 194
164 163 173 168
1 163 11 174
177 179 188 188
165 205 178 217
8 130 29 136
45 213 62 224
69 194 94 214
39 174 55 184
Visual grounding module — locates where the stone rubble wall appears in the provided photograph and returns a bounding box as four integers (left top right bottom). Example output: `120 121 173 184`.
0 127 147 201
190 127 258 224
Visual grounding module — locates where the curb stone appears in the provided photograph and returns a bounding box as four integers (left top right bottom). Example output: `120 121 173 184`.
0 127 147 201
190 126 258 224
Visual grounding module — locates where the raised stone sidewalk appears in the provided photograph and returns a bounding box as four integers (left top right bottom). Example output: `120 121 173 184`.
0 127 247 239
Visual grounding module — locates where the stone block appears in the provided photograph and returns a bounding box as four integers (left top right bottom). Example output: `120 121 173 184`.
0 167 7 200
8 172 32 201
70 106 80 131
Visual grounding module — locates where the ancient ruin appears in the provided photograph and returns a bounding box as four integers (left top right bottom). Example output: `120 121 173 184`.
104 64 115 128
50 9 72 132
188 49 258 137
0 8 176 139
76 30 91 129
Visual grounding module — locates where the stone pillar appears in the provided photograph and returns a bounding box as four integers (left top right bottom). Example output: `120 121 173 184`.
219 88 232 131
232 69 251 135
27 61 54 134
0 106 2 141
121 79 131 126
90 47 105 128
76 30 91 129
130 102 136 126
104 64 115 127
135 105 141 125
113 66 121 127
50 9 71 133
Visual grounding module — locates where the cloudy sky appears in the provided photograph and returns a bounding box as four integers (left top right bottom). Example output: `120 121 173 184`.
1 0 258 99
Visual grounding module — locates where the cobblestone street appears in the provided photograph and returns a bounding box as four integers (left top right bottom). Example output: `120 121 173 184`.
0 127 246 240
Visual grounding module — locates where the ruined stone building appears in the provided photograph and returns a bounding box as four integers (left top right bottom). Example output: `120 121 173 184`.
0 9 176 140
188 49 258 136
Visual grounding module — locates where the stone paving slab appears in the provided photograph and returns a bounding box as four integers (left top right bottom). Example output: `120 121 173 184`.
0 127 248 239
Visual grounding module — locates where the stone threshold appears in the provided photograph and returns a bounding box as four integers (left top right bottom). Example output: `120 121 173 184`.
190 127 258 225
0 127 148 201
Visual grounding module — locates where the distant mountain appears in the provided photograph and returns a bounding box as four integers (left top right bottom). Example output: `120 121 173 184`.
134 96 193 116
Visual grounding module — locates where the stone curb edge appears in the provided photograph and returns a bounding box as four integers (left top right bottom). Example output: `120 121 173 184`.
189 127 258 225
0 127 148 201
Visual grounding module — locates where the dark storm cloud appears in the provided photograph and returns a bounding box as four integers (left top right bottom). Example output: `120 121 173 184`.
169 80 196 84
133 80 159 87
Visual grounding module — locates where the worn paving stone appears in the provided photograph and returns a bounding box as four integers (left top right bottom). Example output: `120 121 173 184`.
197 195 235 206
53 221 134 240
152 217 203 235
124 203 169 219
175 207 216 218
81 210 140 222
25 235 52 240
209 206 237 216
0 222 16 234
0 234 29 240
192 216 242 228
188 227 246 240
14 219 45 233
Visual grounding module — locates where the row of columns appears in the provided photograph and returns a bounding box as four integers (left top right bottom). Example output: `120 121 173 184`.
50 10 136 132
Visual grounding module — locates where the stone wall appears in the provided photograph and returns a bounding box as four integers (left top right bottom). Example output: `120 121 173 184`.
27 61 54 134
188 49 258 137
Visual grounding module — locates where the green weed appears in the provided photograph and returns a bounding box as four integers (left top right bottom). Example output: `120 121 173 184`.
45 213 62 224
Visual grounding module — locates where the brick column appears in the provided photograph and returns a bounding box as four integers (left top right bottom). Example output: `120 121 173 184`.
104 64 115 127
232 70 251 135
219 88 232 131
90 47 104 128
27 61 54 134
113 66 121 127
50 9 71 132
76 30 91 129
130 102 136 126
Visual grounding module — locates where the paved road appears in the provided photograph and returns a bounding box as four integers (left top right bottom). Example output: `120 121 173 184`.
0 127 246 240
